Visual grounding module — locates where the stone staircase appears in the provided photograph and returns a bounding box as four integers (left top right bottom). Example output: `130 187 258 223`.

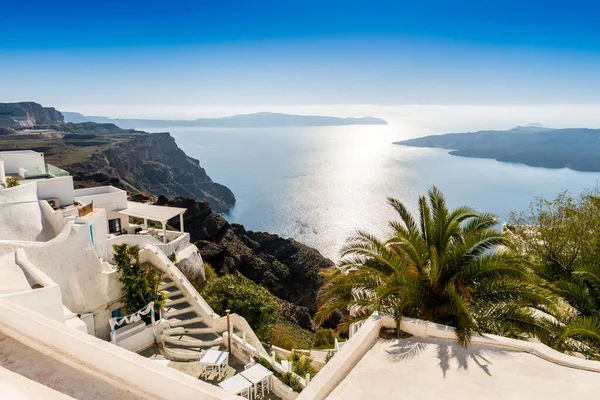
158 277 225 361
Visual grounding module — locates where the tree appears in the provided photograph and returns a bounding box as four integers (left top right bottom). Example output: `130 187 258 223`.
315 186 553 346
508 190 600 358
113 244 167 314
202 273 279 337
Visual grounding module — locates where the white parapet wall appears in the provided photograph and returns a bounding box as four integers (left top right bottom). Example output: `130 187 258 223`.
0 298 241 400
36 176 74 207
297 314 382 400
0 151 45 175
0 249 65 325
299 313 600 400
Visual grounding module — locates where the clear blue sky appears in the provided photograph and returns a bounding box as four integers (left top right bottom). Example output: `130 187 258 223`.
1 0 600 112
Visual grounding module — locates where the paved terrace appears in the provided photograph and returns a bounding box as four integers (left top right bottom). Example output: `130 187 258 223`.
327 337 600 399
0 333 147 400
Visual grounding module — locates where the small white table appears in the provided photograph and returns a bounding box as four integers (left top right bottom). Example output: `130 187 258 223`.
200 350 229 379
240 364 273 399
219 374 253 399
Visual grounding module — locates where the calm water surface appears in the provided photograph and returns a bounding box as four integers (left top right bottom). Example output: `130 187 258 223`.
143 121 600 260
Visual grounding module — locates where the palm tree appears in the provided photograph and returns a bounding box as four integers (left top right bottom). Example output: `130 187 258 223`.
315 186 553 346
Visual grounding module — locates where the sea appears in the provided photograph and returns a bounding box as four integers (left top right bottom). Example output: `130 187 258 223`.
139 116 600 261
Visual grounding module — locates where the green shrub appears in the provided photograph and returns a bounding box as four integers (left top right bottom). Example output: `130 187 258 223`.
287 350 317 377
5 177 19 188
313 328 337 349
257 357 274 371
280 372 303 393
113 244 167 314
201 273 279 337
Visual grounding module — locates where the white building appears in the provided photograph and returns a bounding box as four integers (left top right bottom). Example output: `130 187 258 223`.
0 150 599 399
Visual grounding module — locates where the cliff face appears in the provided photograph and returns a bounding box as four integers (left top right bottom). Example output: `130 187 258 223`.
0 102 64 128
0 102 236 212
157 196 334 314
68 132 235 212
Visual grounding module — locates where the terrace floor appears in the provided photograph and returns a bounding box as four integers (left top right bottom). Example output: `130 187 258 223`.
326 336 600 399
0 333 147 400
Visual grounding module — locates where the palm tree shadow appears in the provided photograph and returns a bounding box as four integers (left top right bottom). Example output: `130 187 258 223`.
385 338 505 378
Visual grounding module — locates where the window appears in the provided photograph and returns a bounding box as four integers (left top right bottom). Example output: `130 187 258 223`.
111 308 122 318
108 218 122 234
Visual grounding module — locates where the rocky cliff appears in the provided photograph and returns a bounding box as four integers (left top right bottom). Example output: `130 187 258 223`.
67 131 235 212
156 196 334 314
0 102 236 212
0 102 63 129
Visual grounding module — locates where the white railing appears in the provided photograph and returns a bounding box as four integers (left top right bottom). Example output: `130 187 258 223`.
349 320 367 338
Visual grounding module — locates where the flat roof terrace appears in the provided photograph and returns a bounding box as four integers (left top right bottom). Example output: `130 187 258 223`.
0 333 148 400
326 337 600 399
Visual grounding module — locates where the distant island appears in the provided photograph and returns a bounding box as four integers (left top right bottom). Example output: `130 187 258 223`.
395 124 600 172
63 111 388 128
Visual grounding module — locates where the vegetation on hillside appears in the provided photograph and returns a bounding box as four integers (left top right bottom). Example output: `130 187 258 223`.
508 190 600 358
202 273 279 337
316 186 554 346
201 268 316 349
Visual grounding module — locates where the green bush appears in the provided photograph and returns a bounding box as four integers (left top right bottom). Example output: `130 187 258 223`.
257 357 274 371
313 328 337 349
202 273 279 337
280 372 303 393
287 350 317 377
113 244 167 314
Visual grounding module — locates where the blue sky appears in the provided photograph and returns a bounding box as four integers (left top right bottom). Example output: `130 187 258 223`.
1 0 600 114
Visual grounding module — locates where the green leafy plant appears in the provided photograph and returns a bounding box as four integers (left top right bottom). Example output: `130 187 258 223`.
113 244 167 314
257 357 274 371
287 350 317 377
508 189 600 358
168 252 177 263
280 372 303 393
316 186 554 346
5 177 19 188
202 273 279 337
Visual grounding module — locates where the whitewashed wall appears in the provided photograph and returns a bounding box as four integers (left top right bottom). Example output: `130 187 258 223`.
0 151 45 174
0 299 240 400
36 176 74 207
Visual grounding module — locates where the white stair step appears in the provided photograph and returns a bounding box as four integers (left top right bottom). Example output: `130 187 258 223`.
164 289 183 299
166 316 205 328
162 336 223 348
159 281 177 291
165 297 188 307
163 327 217 336
164 306 195 319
